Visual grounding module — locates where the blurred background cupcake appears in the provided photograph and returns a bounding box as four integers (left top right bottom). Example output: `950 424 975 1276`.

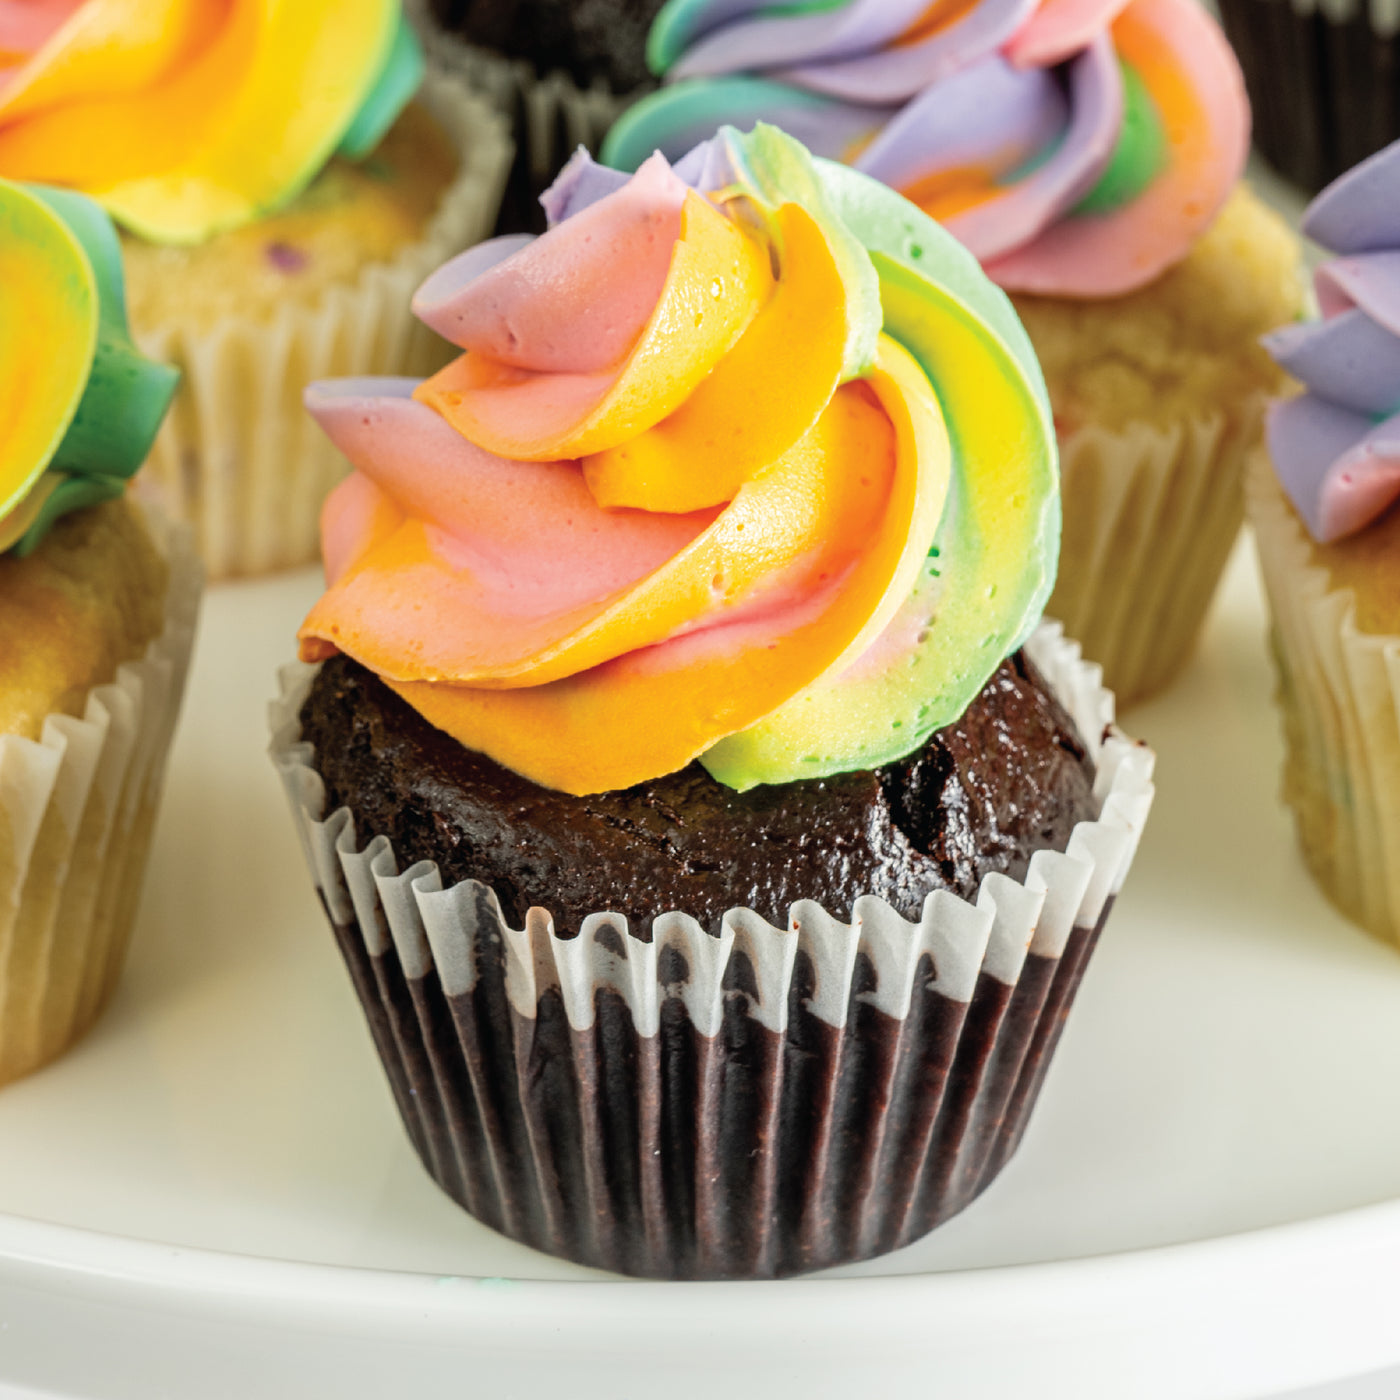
411 0 662 234
0 179 199 1084
271 126 1154 1278
604 0 1306 706
1217 0 1400 193
0 0 511 579
1250 140 1400 948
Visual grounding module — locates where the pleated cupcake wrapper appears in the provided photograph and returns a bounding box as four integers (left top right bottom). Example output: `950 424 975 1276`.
0 509 201 1086
1247 454 1400 946
1046 392 1268 709
130 70 512 581
1218 0 1400 193
418 26 639 235
268 622 1154 1279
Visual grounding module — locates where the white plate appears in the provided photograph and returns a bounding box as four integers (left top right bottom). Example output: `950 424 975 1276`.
2 537 1400 1400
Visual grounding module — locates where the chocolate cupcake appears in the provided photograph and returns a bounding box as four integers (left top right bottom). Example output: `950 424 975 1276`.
412 0 659 237
270 127 1155 1278
1217 0 1400 193
427 0 667 90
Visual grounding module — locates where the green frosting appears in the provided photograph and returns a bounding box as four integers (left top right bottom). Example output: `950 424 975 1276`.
714 122 882 383
339 12 425 162
1072 60 1167 218
648 0 848 75
604 76 838 176
2 182 178 557
691 130 1059 790
31 186 180 483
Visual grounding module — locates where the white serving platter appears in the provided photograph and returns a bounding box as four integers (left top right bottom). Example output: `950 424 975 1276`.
2 536 1400 1400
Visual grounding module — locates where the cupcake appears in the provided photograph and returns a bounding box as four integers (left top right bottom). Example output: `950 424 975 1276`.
1216 0 1399 193
603 0 1306 705
0 0 512 579
427 0 667 89
413 0 656 237
0 179 199 1085
270 126 1155 1279
1251 141 1400 948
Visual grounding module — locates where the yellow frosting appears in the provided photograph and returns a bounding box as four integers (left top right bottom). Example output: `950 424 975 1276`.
0 0 405 244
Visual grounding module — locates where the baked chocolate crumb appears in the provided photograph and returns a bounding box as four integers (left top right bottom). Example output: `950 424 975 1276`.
300 652 1097 936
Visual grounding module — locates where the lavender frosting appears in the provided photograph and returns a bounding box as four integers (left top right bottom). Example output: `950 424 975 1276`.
610 0 1135 270
1264 140 1400 544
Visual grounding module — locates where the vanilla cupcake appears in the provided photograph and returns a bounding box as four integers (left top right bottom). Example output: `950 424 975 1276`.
0 180 198 1084
1252 141 1400 949
604 0 1305 704
0 0 511 578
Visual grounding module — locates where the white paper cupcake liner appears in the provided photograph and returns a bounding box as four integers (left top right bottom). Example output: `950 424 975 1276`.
130 69 512 581
268 624 1152 1277
0 507 201 1085
1047 393 1268 708
1248 452 1400 946
418 26 638 234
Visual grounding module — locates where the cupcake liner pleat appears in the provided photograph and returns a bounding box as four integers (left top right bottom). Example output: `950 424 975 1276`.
0 509 201 1085
1047 394 1267 708
130 71 512 581
1248 454 1400 946
269 623 1154 1279
1219 0 1400 192
417 27 639 235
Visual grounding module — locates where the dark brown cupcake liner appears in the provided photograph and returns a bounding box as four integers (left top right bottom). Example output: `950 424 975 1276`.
1219 0 1400 192
269 623 1154 1279
414 22 645 235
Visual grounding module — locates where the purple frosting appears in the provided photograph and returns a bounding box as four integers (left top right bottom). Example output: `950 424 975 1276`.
633 0 1123 267
1264 140 1400 543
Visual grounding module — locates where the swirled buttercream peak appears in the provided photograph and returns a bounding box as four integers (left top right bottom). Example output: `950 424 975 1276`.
605 0 1249 298
298 126 1060 795
0 0 422 243
1264 139 1400 544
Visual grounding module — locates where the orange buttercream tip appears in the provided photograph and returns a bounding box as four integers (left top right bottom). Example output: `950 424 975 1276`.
895 0 983 46
902 163 1003 224
581 201 848 515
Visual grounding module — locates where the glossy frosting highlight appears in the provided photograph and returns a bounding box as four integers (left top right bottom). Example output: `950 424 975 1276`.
1264 140 1400 544
0 0 421 244
299 127 1058 795
605 0 1248 298
0 179 177 554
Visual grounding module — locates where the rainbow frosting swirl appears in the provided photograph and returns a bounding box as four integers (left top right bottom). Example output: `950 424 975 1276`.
1263 140 1400 545
0 0 421 244
0 178 177 555
298 127 1058 796
603 0 1248 297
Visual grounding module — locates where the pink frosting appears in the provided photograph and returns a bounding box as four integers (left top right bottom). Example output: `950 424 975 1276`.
0 1 80 82
1004 0 1132 68
413 154 690 375
984 0 1249 296
311 380 720 680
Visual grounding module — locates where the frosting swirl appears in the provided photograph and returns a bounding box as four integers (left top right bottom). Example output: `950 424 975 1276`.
298 127 1058 795
0 0 421 244
603 0 1248 297
0 178 177 554
1263 140 1400 544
